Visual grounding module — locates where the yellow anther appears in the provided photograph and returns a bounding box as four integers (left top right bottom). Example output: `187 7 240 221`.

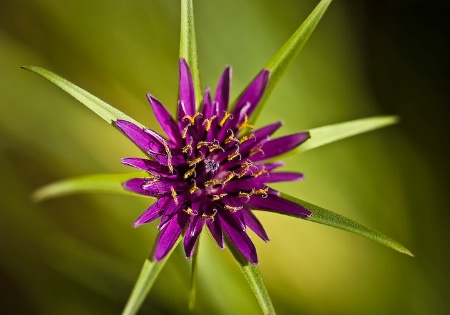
204 179 222 187
212 193 227 200
202 115 217 131
182 144 192 154
253 168 268 178
225 129 240 145
219 111 233 127
221 172 235 185
189 181 200 194
224 205 243 212
162 140 174 173
188 157 202 167
238 114 254 130
207 141 224 152
249 146 264 157
227 146 242 161
183 112 202 125
196 141 209 149
238 191 252 201
171 187 178 205
182 123 191 139
185 208 198 216
239 133 255 144
202 209 217 221
252 187 269 198
184 168 196 179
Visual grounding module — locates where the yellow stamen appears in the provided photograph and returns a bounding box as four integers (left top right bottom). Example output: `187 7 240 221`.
207 141 224 152
184 168 196 179
185 208 198 216
239 133 255 144
202 115 217 131
212 193 227 201
225 129 240 145
189 157 202 167
224 205 243 212
227 146 241 161
204 179 222 187
238 114 254 130
182 144 192 154
252 187 269 198
238 191 252 201
171 186 178 205
162 140 173 173
221 172 235 185
249 146 264 157
219 111 233 127
182 123 191 139
182 112 202 125
202 209 217 221
189 181 199 194
253 168 268 178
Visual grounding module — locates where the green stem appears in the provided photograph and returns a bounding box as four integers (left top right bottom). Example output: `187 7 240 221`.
226 239 276 315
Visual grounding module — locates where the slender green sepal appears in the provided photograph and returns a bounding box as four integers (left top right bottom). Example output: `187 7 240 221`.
32 172 151 202
21 66 144 128
188 240 200 311
280 192 414 256
180 0 202 107
298 115 399 153
226 239 276 315
122 238 182 315
250 0 333 124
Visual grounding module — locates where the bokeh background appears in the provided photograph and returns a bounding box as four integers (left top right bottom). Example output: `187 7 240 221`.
1 0 449 314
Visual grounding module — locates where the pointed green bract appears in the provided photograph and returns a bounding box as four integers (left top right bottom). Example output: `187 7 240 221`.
280 192 413 256
250 0 332 124
180 0 202 107
32 172 152 202
298 115 399 153
122 239 181 315
21 66 144 128
226 239 276 315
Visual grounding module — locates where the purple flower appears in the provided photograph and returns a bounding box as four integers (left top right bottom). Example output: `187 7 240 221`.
116 58 311 264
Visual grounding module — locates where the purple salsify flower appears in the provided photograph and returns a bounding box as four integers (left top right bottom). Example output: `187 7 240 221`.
116 58 311 264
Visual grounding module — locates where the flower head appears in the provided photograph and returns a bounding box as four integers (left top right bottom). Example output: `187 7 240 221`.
116 58 311 263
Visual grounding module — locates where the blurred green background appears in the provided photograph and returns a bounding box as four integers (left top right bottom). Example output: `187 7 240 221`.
1 0 449 314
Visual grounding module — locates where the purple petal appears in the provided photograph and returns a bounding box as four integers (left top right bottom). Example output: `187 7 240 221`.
183 215 205 258
214 66 231 118
123 178 158 197
248 194 311 218
121 157 172 176
265 172 304 183
154 212 189 261
178 58 196 121
251 132 310 162
219 210 258 264
231 69 269 120
263 161 285 171
206 219 224 249
241 207 270 242
147 94 182 145
134 197 171 227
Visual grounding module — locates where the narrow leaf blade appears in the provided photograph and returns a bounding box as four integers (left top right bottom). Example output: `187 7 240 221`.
122 238 181 315
180 0 202 107
280 192 413 256
226 238 276 315
33 172 152 202
298 115 399 153
188 241 200 311
22 66 144 128
250 0 333 124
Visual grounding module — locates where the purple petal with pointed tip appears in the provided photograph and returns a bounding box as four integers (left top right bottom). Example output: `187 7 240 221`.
121 157 172 176
248 194 311 218
241 207 270 242
147 94 182 145
134 197 170 227
123 178 158 197
207 219 224 249
232 69 269 119
178 58 196 121
154 212 189 261
251 132 310 162
184 215 205 258
219 211 258 264
214 66 231 118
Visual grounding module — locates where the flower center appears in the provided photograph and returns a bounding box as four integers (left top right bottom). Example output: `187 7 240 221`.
204 158 219 173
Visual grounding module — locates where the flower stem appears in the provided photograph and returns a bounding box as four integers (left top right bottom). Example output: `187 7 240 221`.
226 239 276 315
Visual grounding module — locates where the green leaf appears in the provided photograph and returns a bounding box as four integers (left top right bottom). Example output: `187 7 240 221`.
32 172 152 202
250 0 333 124
188 240 200 311
298 115 399 152
280 192 414 256
180 0 202 107
122 238 182 315
226 239 276 315
21 66 144 128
